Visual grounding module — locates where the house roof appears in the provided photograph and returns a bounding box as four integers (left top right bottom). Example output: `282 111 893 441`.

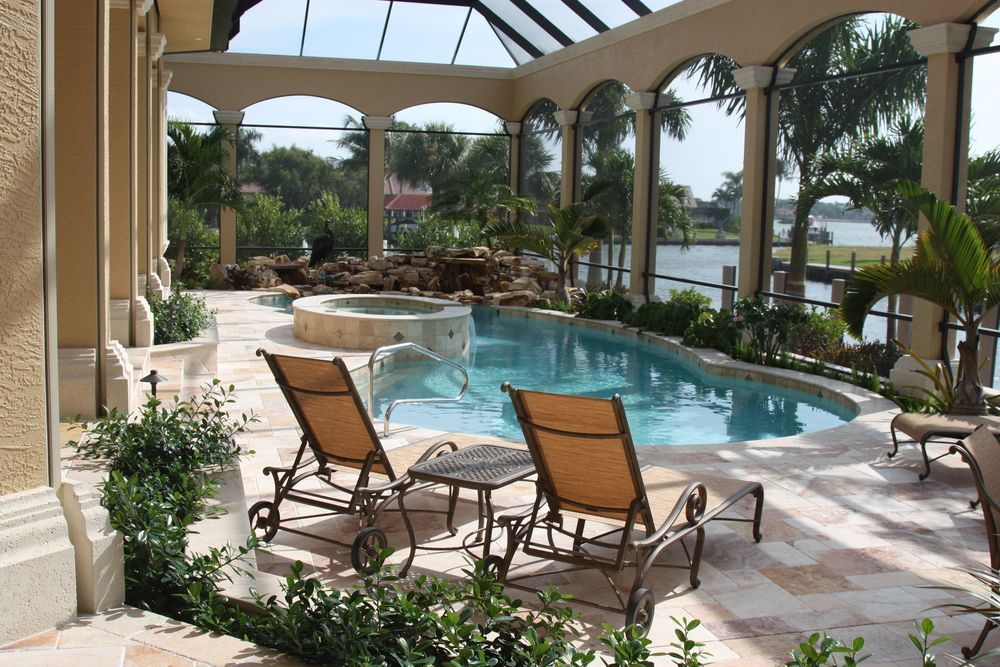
384 192 432 211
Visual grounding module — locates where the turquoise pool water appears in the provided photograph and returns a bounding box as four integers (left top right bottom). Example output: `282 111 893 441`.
331 305 433 316
373 308 854 445
251 295 854 445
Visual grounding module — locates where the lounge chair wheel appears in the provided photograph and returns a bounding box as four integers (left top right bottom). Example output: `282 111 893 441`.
624 588 655 634
351 526 388 575
483 554 507 581
248 501 280 542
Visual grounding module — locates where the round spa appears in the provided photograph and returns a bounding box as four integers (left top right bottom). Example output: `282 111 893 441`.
292 294 471 356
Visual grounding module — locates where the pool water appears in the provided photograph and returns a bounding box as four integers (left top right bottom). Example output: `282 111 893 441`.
373 308 854 445
329 304 435 316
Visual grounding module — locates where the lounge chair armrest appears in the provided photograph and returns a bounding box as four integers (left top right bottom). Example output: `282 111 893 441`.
951 441 1000 511
415 439 459 464
631 481 707 550
496 504 535 528
356 475 412 496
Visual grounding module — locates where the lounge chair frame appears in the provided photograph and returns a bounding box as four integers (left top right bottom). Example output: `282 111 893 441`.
492 383 764 630
949 426 1000 659
250 349 458 575
889 412 1000 480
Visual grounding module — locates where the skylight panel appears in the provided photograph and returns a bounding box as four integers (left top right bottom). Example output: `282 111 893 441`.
578 0 642 29
642 0 683 11
453 11 516 67
227 0 307 55
379 2 468 63
301 0 389 60
479 0 565 55
494 29 533 65
522 0 600 43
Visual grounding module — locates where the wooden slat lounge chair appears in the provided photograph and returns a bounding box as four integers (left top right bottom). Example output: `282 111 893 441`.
949 425 1000 658
250 349 459 575
889 412 1000 480
491 383 764 632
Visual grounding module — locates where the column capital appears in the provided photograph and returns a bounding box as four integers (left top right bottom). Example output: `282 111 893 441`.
732 65 795 90
109 0 131 10
110 0 152 11
908 23 996 56
504 121 522 136
149 32 166 61
159 67 173 91
625 92 656 111
362 115 392 130
213 110 245 127
553 110 578 127
136 0 153 15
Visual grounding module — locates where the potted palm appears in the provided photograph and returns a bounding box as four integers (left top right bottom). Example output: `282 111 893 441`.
484 202 610 304
841 181 1000 415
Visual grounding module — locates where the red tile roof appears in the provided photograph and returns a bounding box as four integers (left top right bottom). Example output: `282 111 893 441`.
384 193 431 211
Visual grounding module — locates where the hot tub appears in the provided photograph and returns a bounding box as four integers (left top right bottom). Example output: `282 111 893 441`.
292 294 471 356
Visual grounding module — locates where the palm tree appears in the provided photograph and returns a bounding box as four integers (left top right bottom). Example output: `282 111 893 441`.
798 115 923 340
430 176 536 227
841 181 1000 415
712 170 743 220
659 176 696 246
484 202 610 303
390 122 469 195
690 16 926 296
166 121 242 275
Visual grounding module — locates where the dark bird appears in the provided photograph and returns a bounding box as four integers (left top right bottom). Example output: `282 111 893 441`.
308 225 335 269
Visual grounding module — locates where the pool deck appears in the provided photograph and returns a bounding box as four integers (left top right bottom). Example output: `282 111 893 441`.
37 291 1000 665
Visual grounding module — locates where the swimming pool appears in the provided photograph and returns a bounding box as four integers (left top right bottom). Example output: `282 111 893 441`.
371 307 854 445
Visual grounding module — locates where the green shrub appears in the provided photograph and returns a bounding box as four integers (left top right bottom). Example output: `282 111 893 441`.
534 297 575 313
683 310 738 351
149 285 215 344
788 310 847 356
627 289 713 337
732 298 809 366
575 289 634 321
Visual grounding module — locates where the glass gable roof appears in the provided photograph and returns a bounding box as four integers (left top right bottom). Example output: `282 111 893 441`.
227 0 684 67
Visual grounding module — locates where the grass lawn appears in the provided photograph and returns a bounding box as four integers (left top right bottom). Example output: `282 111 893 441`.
772 245 913 267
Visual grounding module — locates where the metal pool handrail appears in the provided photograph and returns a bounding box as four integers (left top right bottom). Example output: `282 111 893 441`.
366 342 469 437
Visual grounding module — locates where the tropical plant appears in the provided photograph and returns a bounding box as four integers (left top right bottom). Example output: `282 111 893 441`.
690 16 926 296
841 182 1000 414
575 289 634 321
431 177 536 228
147 284 216 345
166 121 243 276
732 297 810 366
484 201 610 303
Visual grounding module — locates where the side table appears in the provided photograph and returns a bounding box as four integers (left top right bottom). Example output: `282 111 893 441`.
406 444 534 558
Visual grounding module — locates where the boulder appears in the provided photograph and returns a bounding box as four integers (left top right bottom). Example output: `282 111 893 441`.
426 277 440 292
349 270 385 286
383 275 398 291
509 276 542 294
270 283 300 299
208 263 233 289
273 254 291 264
410 256 428 267
312 285 336 295
491 290 537 307
354 283 373 294
367 257 388 271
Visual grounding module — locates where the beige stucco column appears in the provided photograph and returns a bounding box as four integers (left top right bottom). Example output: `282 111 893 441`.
896 24 994 373
154 61 171 289
214 110 244 265
363 115 390 258
626 92 658 300
108 1 137 346
136 29 150 289
733 65 794 298
505 121 521 194
553 110 578 208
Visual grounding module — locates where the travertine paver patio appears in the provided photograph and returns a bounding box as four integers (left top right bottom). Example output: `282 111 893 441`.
32 291 1000 665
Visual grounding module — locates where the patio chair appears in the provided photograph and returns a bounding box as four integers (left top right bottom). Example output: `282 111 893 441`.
888 412 1000 480
950 425 1000 659
250 349 460 575
491 383 764 632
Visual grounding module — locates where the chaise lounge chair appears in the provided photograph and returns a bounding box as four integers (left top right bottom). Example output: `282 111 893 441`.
249 349 459 575
949 425 1000 658
490 383 764 632
888 412 1000 480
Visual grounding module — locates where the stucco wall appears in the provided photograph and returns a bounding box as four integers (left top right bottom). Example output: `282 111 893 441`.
0 0 49 493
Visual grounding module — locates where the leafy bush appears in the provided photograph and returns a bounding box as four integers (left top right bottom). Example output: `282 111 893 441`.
732 298 809 366
148 285 215 345
626 289 712 337
576 289 634 321
534 297 575 313
394 216 485 249
71 382 254 612
683 310 738 351
788 310 847 356
820 340 901 378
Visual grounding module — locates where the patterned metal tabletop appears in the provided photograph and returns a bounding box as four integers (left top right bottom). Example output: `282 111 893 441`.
407 444 535 490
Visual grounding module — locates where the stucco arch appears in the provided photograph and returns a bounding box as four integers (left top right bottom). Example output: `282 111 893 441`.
389 101 506 131
652 52 744 96
238 94 362 126
769 11 922 71
165 90 218 118
519 97 558 123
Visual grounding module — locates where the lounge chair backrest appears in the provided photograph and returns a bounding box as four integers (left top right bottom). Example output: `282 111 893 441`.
504 384 653 530
259 350 394 477
956 425 1000 568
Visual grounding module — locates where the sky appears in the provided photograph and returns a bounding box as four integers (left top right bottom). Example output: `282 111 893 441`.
167 4 1000 203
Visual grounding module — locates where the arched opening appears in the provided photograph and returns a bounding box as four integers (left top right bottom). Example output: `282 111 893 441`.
383 102 509 250
518 99 561 222
236 95 369 262
653 54 746 308
577 81 634 290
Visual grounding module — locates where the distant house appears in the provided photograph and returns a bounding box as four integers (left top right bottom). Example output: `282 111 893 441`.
383 192 431 221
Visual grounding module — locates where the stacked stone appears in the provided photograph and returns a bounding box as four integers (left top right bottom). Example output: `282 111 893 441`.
207 246 577 306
